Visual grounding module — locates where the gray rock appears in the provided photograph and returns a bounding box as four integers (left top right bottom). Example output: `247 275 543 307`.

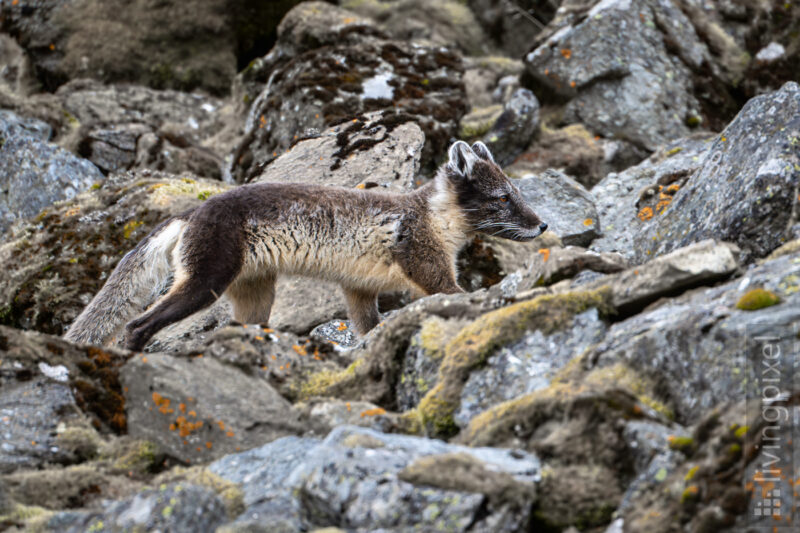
254 112 424 192
0 378 82 474
269 277 349 335
525 0 712 151
482 88 540 167
341 0 491 56
468 0 558 57
58 80 225 178
599 239 741 314
0 134 103 232
461 56 525 110
590 134 711 258
121 352 304 463
45 483 227 533
231 2 466 182
633 82 800 264
517 170 599 246
309 319 359 348
590 247 800 423
455 308 607 427
0 109 51 141
513 245 628 293
290 426 540 531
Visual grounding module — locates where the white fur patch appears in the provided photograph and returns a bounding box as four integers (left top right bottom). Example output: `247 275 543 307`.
447 141 479 177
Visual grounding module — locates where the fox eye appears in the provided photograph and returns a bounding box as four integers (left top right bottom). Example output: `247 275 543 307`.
499 195 509 203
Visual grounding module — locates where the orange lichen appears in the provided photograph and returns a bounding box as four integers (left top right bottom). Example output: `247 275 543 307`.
583 218 593 226
360 407 387 417
337 322 348 331
206 441 213 449
666 183 681 194
570 81 576 88
226 431 235 437
254 336 264 341
638 207 654 221
656 199 672 214
262 328 274 333
560 48 572 59
259 115 266 128
538 248 550 262
216 421 226 431
179 403 186 413
292 344 307 356
356 183 366 189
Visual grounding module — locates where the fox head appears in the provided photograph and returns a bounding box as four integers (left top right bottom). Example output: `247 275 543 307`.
438 140 547 241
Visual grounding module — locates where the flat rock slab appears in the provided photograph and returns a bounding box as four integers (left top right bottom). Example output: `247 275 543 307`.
517 170 599 246
122 353 304 464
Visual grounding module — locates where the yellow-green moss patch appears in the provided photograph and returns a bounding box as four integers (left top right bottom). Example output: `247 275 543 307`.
412 288 613 438
736 288 780 311
296 359 364 401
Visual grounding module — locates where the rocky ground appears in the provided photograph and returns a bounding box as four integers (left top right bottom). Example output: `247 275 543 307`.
0 1 798 532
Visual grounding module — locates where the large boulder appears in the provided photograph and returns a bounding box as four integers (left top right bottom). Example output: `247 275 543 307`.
632 82 800 264
230 2 467 182
0 0 303 95
0 115 103 233
524 0 743 150
341 0 491 56
213 426 541 532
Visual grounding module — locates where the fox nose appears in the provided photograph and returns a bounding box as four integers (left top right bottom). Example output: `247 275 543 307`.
539 222 548 233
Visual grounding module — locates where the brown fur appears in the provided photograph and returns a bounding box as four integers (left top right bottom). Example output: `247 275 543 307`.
65 142 546 351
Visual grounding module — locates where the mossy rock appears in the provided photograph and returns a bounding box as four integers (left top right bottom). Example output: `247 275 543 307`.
735 288 780 311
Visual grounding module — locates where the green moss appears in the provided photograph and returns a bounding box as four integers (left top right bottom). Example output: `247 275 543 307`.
297 359 364 401
112 440 159 474
665 146 683 156
154 467 244 518
685 114 702 127
122 220 144 239
736 288 781 311
734 425 749 438
668 435 695 454
680 485 699 504
458 105 503 139
584 363 674 420
411 288 613 438
90 183 102 190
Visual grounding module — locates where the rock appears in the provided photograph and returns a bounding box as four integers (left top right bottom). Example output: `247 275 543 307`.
741 2 800 97
517 170 599 246
209 436 319 532
253 111 424 192
589 240 741 315
121 351 304 464
461 56 525 110
0 132 103 233
512 245 628 292
481 88 540 167
0 33 38 96
525 0 739 150
632 82 800 264
0 109 51 141
231 2 466 182
455 307 608 427
293 426 540 531
268 278 349 335
0 326 134 470
58 80 226 178
589 133 711 258
0 170 229 335
0 0 304 95
468 0 558 57
309 320 359 349
44 483 227 533
301 399 395 434
589 246 800 423
341 0 491 56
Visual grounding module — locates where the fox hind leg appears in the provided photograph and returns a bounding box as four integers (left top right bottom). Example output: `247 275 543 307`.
343 287 380 334
226 273 276 325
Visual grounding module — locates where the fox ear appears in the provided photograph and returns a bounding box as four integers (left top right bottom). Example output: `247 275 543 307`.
447 141 479 178
471 142 496 164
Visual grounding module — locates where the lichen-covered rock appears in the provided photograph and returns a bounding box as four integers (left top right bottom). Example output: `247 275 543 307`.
121 351 304 464
341 0 491 56
0 170 229 335
633 82 800 264
0 131 103 233
461 56 525 110
0 326 133 466
292 426 540 532
0 0 303 95
517 170 600 246
57 80 226 178
511 245 628 293
44 483 227 533
0 109 51 141
525 0 741 150
231 2 466 182
589 133 712 258
456 307 608 427
589 245 800 424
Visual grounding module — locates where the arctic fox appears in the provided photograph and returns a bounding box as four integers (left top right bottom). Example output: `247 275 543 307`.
65 141 547 351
